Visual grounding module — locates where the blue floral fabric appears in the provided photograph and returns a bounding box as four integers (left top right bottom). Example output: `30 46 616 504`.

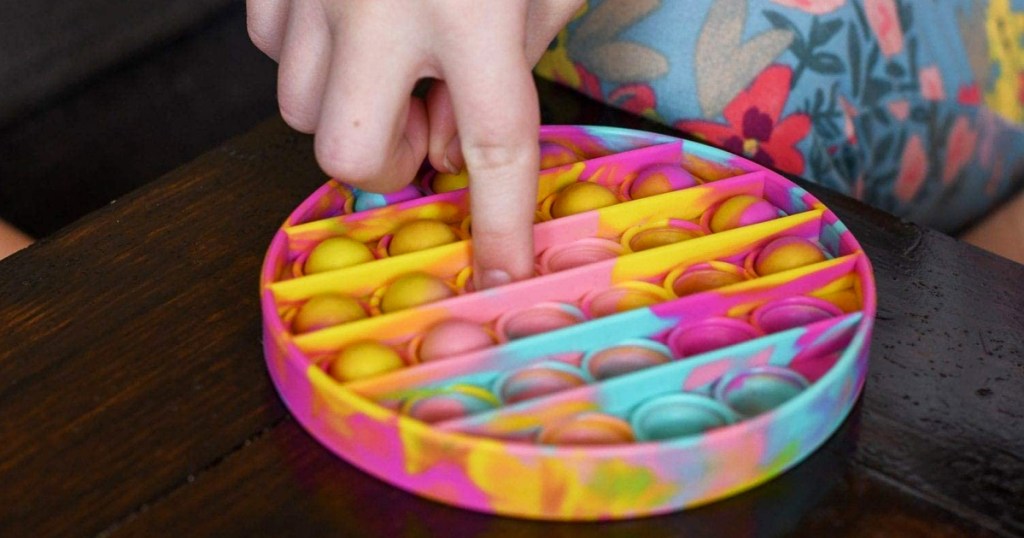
537 0 1024 232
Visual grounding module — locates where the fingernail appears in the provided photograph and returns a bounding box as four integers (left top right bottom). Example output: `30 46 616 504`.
443 153 456 174
444 136 462 173
478 269 512 290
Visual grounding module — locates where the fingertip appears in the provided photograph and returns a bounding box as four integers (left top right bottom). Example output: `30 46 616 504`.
475 269 512 290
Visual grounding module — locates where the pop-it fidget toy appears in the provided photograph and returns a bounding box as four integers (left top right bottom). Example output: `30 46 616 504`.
260 125 876 520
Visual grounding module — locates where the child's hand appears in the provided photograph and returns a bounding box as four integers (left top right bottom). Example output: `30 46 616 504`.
247 0 583 288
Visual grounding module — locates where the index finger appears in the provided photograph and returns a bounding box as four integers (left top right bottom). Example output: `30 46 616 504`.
439 11 539 289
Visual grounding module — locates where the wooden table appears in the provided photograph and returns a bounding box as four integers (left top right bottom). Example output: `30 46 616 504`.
2 79 1022 537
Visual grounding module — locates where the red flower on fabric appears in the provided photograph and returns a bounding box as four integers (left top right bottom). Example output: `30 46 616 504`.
957 83 981 106
575 64 603 101
609 84 657 117
675 65 811 174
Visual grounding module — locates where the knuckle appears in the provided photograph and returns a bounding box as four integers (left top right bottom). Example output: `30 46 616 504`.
246 20 279 58
314 136 385 183
277 92 317 134
462 138 531 173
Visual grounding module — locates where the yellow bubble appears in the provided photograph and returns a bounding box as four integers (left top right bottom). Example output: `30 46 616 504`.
305 237 374 274
550 182 619 218
629 173 674 199
328 341 404 382
380 272 455 313
432 170 470 193
388 220 460 256
754 237 826 275
709 195 777 233
292 294 367 334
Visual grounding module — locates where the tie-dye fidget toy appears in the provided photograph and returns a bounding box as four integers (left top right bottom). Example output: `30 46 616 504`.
260 125 876 520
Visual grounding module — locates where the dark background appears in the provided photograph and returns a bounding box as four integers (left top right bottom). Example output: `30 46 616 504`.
0 0 279 238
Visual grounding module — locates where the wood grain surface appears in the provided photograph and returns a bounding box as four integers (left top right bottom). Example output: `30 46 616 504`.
0 3 277 238
0 79 1021 537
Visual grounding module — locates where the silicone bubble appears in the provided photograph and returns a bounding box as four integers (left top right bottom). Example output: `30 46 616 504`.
751 236 828 276
304 237 374 274
494 361 590 405
536 413 635 445
631 393 737 441
550 182 619 218
628 163 699 199
581 282 672 318
291 294 367 334
353 184 422 211
378 272 455 313
713 365 810 418
707 195 779 232
538 238 624 274
328 341 404 382
751 296 843 334
539 141 581 169
622 219 704 253
401 385 499 423
668 261 749 297
416 319 494 362
495 302 587 341
582 340 673 380
431 170 469 193
388 220 460 256
667 317 761 357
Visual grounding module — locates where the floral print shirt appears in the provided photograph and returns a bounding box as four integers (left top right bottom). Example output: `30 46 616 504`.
537 0 1024 232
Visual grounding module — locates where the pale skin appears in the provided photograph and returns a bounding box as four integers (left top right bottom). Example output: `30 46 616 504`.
243 0 1024 273
1 1 1019 265
0 219 32 260
246 0 585 288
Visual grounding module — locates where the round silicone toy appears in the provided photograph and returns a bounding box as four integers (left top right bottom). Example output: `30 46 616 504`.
260 125 876 521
